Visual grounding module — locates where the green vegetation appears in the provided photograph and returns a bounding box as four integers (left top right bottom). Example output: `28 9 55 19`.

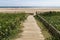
35 11 60 40
34 16 52 40
0 13 27 40
40 11 60 31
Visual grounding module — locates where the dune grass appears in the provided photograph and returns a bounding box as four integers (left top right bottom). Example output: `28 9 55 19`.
40 11 60 31
35 11 60 40
34 16 52 40
0 13 27 40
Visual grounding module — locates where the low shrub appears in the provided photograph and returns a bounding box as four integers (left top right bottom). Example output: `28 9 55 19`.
0 13 27 40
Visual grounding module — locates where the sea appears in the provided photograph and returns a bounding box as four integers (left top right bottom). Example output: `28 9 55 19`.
0 6 60 8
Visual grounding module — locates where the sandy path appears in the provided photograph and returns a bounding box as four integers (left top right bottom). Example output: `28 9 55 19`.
15 15 44 40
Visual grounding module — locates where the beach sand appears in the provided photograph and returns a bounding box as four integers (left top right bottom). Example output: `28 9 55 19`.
0 8 60 13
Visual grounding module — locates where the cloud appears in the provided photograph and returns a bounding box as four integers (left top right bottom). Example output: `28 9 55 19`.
0 0 60 6
0 0 20 6
21 1 60 6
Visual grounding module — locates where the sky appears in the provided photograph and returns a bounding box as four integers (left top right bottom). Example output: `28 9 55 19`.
0 0 60 6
